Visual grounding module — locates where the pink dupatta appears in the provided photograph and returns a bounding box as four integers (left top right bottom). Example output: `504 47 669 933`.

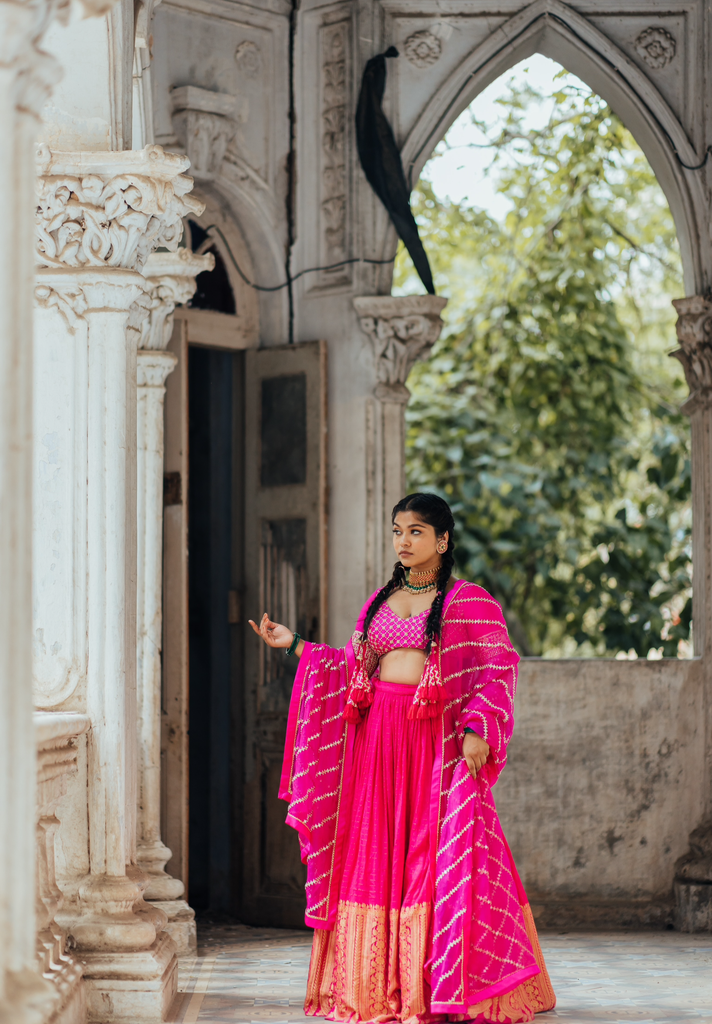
279 581 554 1015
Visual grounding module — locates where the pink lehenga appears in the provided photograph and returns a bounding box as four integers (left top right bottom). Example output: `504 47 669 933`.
279 580 555 1024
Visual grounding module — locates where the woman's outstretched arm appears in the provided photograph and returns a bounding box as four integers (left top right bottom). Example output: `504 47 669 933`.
248 613 305 657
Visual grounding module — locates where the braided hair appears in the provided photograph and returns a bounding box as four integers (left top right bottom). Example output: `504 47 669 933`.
362 492 455 653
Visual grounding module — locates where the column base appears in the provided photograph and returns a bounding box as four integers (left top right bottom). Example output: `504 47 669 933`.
150 899 197 956
674 879 712 931
80 932 177 1023
137 842 186 901
141 871 185 902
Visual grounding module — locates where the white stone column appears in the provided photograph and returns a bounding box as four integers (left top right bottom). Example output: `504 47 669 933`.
0 2 63 1020
670 295 712 931
135 250 212 956
353 296 447 591
34 145 202 1021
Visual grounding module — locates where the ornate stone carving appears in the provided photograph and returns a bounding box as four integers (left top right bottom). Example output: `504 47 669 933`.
404 30 443 68
139 248 214 350
671 295 712 410
635 27 676 70
35 145 202 271
35 713 91 1020
235 40 262 79
321 21 348 278
354 295 448 401
34 277 88 328
171 85 246 180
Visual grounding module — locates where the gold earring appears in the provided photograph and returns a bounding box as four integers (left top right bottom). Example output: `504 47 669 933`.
437 542 447 553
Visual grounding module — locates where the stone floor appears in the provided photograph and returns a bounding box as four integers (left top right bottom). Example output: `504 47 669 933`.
167 926 712 1024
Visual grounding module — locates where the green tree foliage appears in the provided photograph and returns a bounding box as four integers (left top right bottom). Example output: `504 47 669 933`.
397 76 691 657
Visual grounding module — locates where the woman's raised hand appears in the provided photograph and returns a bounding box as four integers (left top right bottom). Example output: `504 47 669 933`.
248 613 294 649
463 731 490 779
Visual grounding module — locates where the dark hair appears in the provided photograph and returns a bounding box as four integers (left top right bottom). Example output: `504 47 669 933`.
362 492 455 653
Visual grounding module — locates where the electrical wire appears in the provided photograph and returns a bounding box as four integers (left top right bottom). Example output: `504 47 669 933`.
202 224 398 293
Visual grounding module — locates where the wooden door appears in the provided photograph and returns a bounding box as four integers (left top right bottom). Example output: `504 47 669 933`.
241 340 327 926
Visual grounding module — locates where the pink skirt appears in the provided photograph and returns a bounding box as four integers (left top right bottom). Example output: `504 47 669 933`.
306 679 440 1023
305 681 553 1024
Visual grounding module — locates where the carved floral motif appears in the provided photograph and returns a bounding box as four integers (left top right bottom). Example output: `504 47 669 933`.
354 295 448 401
35 145 202 271
235 40 262 78
321 21 348 275
671 295 712 409
404 30 442 68
34 279 88 327
635 27 676 69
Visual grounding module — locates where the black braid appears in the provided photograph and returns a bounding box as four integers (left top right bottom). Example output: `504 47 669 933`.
362 562 406 638
362 492 456 651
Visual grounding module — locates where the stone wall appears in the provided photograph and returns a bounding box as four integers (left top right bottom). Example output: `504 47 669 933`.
497 658 706 928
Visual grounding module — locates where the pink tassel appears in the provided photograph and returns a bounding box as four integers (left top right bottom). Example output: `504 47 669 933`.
408 699 443 721
342 661 375 722
343 702 363 724
408 647 444 720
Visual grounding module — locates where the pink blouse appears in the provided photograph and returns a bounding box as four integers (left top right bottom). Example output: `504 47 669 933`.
367 601 428 659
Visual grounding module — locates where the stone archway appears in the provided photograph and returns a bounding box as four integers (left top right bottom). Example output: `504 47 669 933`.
398 0 706 294
355 1 712 929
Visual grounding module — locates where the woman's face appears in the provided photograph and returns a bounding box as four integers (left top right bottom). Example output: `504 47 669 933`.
392 511 447 571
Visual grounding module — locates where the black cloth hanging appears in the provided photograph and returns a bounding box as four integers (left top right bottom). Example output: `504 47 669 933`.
355 46 435 295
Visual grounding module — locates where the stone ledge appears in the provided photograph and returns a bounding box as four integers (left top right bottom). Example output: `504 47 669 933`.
528 895 675 931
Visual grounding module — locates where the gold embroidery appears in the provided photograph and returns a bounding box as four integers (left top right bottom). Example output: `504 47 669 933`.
305 900 431 1022
464 904 556 1022
520 904 556 1013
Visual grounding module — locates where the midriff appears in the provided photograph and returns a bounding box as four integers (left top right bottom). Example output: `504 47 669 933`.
379 648 426 685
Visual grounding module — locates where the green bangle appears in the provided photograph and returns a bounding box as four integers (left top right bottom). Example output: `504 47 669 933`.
286 632 301 657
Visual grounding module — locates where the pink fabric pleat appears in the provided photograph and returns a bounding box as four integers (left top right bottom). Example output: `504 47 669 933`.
307 680 441 1023
341 679 438 911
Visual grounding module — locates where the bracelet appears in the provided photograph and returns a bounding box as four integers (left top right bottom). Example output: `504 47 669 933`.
464 727 476 735
285 632 301 657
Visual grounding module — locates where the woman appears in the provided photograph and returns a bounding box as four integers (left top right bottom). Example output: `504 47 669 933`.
249 493 555 1024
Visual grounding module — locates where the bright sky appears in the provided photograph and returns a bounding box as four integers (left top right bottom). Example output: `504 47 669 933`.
424 54 589 218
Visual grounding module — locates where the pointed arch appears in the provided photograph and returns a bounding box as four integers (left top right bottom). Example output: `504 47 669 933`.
397 0 706 292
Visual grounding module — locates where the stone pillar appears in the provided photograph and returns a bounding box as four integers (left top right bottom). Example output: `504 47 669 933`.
0 1 64 1020
33 145 202 1021
670 295 712 930
353 296 447 591
135 250 212 955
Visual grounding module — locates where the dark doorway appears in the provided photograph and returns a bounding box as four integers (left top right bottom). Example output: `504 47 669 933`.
187 346 242 916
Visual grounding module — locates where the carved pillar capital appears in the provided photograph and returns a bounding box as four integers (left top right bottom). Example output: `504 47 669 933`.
353 295 448 401
35 144 204 272
35 265 149 333
355 296 447 593
137 349 178 388
170 85 246 180
672 295 712 413
139 248 214 351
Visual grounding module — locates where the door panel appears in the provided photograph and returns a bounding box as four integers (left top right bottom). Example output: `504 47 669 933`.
242 341 327 926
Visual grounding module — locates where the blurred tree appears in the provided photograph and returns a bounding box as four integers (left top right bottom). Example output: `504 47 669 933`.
397 76 691 657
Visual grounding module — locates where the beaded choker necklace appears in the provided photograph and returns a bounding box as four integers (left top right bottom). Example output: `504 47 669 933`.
402 565 439 594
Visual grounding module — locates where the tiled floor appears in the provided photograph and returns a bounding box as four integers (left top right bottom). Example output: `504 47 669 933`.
168 926 712 1024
